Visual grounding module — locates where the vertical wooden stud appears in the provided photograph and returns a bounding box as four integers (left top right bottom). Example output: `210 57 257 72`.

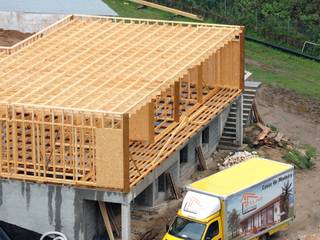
240 26 245 90
173 81 180 122
197 63 203 103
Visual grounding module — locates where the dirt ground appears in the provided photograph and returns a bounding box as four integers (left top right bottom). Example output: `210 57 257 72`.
0 29 32 47
132 84 320 240
256 85 320 240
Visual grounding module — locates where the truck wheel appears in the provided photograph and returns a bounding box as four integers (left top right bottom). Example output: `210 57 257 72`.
259 234 269 240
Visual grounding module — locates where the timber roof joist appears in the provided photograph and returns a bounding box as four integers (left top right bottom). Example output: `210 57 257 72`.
0 15 241 116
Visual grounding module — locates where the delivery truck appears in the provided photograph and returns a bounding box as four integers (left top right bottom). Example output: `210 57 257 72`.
163 157 295 240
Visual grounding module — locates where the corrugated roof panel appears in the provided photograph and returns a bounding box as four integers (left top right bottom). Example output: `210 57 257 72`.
0 0 117 16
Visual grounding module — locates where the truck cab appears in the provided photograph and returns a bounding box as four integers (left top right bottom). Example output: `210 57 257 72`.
163 191 223 240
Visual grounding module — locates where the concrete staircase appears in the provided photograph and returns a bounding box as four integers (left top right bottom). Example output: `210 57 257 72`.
218 81 261 149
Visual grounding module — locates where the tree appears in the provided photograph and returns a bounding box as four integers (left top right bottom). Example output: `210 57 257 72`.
228 209 240 238
280 181 293 221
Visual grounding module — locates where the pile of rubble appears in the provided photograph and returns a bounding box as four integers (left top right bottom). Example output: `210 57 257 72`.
217 151 258 170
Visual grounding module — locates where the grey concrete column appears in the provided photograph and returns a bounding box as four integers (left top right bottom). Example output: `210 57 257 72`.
121 203 131 240
235 94 243 146
219 114 223 136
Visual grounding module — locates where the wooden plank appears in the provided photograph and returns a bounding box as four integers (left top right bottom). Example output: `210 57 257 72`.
173 81 180 122
197 64 203 103
232 39 241 88
221 44 233 87
195 146 208 171
98 201 115 240
165 172 181 199
127 0 203 21
239 26 245 90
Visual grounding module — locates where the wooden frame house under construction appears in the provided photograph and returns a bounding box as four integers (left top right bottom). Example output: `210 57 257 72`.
0 15 244 240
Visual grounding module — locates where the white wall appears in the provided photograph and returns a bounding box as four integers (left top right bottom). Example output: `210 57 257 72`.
0 11 65 33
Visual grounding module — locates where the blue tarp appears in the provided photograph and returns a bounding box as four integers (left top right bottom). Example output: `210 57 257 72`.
0 0 117 16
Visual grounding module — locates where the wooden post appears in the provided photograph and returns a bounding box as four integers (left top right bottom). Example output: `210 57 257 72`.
239 26 245 90
173 81 180 122
122 114 130 192
197 64 203 103
99 201 115 240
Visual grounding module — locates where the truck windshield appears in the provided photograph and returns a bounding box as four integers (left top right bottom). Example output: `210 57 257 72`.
168 216 206 240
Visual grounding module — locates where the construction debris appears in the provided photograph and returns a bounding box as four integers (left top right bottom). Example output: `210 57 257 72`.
252 124 290 148
253 123 271 145
217 151 258 170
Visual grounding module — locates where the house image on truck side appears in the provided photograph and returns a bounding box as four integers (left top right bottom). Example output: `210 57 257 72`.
239 181 294 238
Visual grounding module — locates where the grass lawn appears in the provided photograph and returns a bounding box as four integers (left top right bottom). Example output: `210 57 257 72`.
245 41 320 101
105 0 320 101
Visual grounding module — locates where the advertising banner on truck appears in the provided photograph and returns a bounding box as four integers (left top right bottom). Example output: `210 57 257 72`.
226 169 295 240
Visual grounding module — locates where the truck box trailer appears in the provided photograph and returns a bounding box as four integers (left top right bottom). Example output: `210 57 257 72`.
163 157 295 240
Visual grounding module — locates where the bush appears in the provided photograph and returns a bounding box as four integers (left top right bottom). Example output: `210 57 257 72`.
282 144 316 169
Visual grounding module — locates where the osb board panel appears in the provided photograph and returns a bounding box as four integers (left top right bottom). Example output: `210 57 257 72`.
232 40 241 89
96 127 129 191
129 102 154 143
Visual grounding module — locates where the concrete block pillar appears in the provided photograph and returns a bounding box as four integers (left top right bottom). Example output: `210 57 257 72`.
235 94 243 146
121 203 131 240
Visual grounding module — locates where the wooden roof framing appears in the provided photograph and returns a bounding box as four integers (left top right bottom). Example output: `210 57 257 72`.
0 15 244 191
0 15 241 116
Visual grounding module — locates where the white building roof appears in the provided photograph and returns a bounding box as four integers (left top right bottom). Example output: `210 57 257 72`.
0 0 117 16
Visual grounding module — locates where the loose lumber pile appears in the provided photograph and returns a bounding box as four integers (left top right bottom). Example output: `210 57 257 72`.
250 102 289 147
128 0 203 21
218 151 258 170
252 123 289 147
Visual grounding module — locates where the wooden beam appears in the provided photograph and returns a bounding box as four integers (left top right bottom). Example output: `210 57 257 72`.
173 81 180 122
197 64 203 103
239 26 245 90
98 201 115 240
127 0 203 21
232 39 241 88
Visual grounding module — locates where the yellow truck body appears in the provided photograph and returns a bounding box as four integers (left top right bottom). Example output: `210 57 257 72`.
163 158 295 240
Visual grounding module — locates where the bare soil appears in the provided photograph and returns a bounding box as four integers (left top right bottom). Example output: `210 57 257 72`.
0 29 32 47
132 84 320 240
256 85 320 240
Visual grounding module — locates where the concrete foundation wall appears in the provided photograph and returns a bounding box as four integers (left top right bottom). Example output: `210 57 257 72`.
0 180 106 240
0 11 65 33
